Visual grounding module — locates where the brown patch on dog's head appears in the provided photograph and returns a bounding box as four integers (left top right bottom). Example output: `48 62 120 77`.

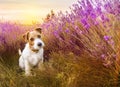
23 28 42 42
23 32 29 42
35 28 42 34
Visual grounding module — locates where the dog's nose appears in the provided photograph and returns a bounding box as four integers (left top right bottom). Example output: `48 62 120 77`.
38 43 42 46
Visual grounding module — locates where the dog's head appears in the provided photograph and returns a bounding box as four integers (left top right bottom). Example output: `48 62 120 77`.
23 28 45 52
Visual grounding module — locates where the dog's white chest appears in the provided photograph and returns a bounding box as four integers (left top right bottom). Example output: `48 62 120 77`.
21 44 44 67
28 52 43 66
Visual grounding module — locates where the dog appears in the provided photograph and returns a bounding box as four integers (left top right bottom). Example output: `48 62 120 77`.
18 28 45 76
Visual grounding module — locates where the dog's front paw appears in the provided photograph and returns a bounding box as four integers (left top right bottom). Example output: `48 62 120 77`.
25 72 32 76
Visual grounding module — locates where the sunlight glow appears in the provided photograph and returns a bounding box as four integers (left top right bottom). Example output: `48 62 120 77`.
0 0 76 24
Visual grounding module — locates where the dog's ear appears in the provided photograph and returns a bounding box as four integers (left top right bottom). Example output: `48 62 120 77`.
23 32 29 42
35 28 42 33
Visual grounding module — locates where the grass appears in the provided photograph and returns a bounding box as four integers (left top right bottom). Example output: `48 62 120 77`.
0 52 116 87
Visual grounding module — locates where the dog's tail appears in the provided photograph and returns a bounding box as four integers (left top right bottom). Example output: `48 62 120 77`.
18 49 22 55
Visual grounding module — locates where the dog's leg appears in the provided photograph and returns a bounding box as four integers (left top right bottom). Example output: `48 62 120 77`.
25 60 31 76
19 56 25 70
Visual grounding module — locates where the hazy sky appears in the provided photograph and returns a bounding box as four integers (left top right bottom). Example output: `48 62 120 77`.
0 0 77 24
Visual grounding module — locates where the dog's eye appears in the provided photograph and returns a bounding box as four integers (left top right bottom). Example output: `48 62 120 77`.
37 35 41 38
30 38 34 41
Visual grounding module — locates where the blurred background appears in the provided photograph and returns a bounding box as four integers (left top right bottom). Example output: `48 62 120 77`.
0 0 76 24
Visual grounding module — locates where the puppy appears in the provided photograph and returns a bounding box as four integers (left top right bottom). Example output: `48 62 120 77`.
19 28 45 76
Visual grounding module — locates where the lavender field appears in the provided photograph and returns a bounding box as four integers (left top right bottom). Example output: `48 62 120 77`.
0 0 120 86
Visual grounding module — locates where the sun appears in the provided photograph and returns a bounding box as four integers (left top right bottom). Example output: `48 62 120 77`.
22 15 38 25
20 9 41 25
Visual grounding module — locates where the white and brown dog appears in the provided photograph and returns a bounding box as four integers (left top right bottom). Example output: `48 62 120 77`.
19 28 45 76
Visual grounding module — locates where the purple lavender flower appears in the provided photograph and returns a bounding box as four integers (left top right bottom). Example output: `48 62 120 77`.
85 24 90 29
101 54 105 59
94 21 99 25
96 7 102 15
65 28 70 33
104 2 113 14
79 30 82 34
103 35 111 41
81 11 88 18
75 26 79 30
58 25 62 31
90 13 97 19
81 18 88 26
86 0 93 14
53 30 58 37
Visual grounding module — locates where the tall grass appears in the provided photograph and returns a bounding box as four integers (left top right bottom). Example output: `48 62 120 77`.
0 0 120 86
0 52 116 87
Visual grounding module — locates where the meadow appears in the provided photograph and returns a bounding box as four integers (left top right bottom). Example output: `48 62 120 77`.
0 0 120 87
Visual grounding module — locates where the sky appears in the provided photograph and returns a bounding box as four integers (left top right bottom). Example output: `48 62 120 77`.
0 0 77 24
